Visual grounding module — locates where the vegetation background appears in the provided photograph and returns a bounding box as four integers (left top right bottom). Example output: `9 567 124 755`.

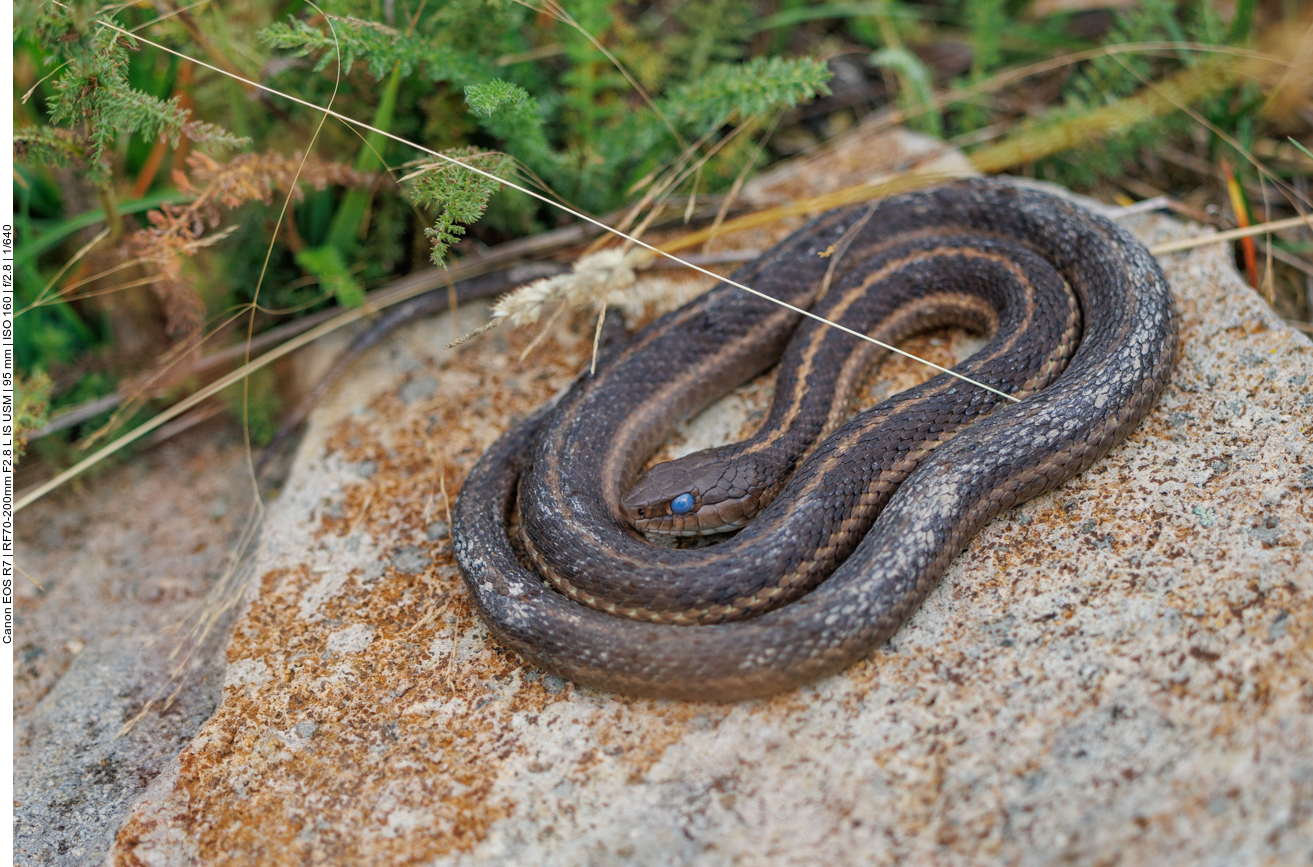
11 0 1313 500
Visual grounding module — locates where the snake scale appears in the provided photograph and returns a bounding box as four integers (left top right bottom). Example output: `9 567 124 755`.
452 178 1178 701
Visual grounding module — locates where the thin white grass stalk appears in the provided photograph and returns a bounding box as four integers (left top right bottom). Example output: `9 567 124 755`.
819 201 881 298
40 239 553 458
118 500 266 738
517 299 572 362
22 59 72 102
84 24 1027 392
57 274 173 304
405 598 448 636
339 121 436 225
79 303 279 448
124 0 215 32
40 257 152 300
440 470 452 526
47 227 241 305
1107 195 1174 218
607 124 723 242
65 6 344 454
683 166 701 224
114 3 394 743
14 563 45 592
1260 174 1276 306
1265 239 1313 277
590 295 610 375
1147 216 1313 254
235 0 345 499
21 227 110 313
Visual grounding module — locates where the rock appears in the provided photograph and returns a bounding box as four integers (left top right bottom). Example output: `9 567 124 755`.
110 134 1311 865
387 546 431 576
13 438 253 866
397 376 438 406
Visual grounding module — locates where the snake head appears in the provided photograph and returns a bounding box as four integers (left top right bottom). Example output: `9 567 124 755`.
621 451 767 536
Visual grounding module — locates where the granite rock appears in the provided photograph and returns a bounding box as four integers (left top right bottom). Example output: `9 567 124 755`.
108 133 1312 866
14 438 254 866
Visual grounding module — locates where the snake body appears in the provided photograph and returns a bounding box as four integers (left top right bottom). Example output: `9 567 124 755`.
452 179 1177 701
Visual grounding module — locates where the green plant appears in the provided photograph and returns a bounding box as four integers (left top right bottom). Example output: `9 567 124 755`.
18 0 244 192
13 371 53 461
11 0 1312 491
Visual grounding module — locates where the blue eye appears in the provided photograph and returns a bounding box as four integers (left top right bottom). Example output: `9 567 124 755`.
670 493 695 515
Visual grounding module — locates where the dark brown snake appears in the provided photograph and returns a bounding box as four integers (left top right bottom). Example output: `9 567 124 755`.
452 179 1178 701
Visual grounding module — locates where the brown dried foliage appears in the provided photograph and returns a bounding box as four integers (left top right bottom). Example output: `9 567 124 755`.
125 150 381 341
103 151 382 441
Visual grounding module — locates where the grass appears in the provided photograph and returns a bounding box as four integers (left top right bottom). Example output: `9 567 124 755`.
12 0 1313 503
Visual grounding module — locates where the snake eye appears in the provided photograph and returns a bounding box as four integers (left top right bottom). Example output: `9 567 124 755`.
670 493 696 515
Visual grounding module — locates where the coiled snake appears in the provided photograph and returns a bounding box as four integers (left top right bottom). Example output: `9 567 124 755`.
452 179 1177 701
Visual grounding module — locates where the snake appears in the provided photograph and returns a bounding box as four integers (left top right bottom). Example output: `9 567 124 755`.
451 178 1178 701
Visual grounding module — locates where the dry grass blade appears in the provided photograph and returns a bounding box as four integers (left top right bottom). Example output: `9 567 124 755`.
116 500 266 738
597 121 745 254
1147 216 1313 254
658 168 974 254
10 22 1018 511
869 41 1295 138
116 0 347 737
1103 50 1312 211
704 111 782 254
966 56 1243 175
27 15 1309 513
14 253 542 511
19 227 111 314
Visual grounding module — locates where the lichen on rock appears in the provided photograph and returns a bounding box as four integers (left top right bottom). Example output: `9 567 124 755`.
109 132 1313 867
